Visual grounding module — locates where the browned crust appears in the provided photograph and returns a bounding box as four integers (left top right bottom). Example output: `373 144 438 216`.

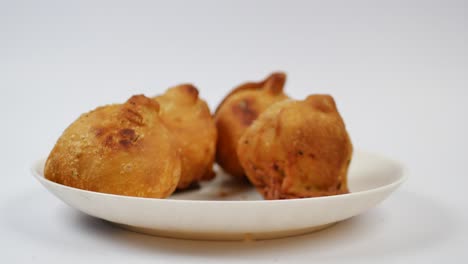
231 98 258 126
214 72 286 114
44 94 181 198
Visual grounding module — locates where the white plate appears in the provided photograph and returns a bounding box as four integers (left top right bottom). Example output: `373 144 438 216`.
32 151 406 241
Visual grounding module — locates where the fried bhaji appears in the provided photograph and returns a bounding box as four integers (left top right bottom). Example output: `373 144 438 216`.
154 84 217 189
45 95 181 198
237 95 353 199
214 72 289 178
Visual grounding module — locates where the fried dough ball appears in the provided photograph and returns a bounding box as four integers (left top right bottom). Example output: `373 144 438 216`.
154 84 217 189
237 95 353 199
45 95 181 198
214 72 289 178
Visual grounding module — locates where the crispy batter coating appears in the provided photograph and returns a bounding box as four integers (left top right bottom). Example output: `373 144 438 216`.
154 84 217 189
237 95 353 199
214 72 289 178
45 95 181 198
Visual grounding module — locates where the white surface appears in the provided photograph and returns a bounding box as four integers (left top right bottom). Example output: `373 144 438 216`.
32 151 405 240
1 0 467 262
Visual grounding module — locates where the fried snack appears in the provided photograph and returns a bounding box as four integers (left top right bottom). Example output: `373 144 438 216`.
45 95 181 198
237 95 353 199
154 84 217 189
214 72 289 178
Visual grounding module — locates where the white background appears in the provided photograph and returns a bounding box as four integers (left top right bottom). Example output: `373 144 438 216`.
1 0 467 263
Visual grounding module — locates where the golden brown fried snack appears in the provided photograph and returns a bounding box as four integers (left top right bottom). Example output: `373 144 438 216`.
45 95 181 198
214 72 289 178
154 84 217 189
237 95 353 199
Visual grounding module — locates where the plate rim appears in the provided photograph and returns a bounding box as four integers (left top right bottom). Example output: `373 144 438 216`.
32 150 407 204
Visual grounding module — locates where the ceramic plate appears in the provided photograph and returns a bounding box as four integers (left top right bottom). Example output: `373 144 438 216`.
32 150 406 240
